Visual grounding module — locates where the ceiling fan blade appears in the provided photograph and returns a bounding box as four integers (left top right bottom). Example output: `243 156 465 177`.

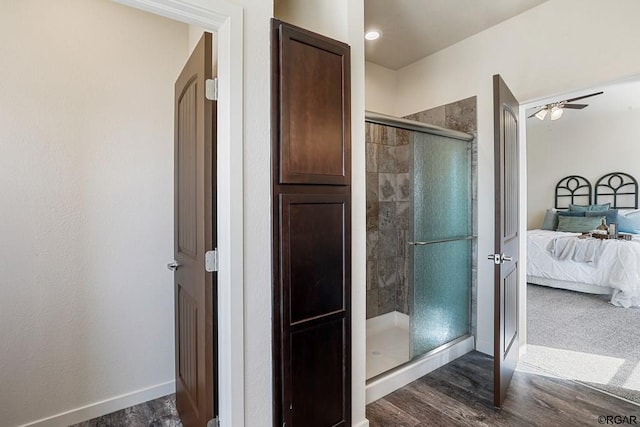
563 103 588 109
564 91 603 103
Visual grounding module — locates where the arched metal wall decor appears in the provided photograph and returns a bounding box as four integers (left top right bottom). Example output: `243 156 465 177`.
594 172 638 209
554 175 592 209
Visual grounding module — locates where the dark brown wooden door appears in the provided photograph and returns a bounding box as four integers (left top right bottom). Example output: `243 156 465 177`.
492 74 520 407
173 32 217 427
272 20 351 427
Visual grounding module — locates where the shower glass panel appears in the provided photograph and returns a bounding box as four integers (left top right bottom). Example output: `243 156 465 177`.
364 110 474 381
410 133 471 358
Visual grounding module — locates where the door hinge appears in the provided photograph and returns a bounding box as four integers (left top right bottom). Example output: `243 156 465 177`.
205 249 219 272
205 78 218 101
206 417 220 427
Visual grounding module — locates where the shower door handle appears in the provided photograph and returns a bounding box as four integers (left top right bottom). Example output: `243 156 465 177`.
409 236 476 246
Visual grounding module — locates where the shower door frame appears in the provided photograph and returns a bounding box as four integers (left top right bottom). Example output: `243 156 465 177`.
364 111 476 380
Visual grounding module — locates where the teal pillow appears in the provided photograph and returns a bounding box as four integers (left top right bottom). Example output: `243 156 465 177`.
557 215 606 233
553 211 584 230
569 203 611 212
618 209 640 234
541 209 556 230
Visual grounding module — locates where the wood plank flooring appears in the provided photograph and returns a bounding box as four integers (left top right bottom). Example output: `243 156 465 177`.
73 351 640 426
367 351 640 426
69 394 181 427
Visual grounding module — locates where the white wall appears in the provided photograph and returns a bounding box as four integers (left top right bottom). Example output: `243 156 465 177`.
188 25 206 52
0 1 189 425
347 3 367 425
274 0 348 42
226 0 272 425
387 0 640 355
364 61 397 115
527 90 640 229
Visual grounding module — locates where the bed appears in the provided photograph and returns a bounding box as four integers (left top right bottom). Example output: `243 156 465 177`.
527 172 640 308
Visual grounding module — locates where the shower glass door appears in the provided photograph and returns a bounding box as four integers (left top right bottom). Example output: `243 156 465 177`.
410 132 472 358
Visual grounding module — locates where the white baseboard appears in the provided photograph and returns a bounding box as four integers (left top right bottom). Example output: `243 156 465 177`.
366 336 474 404
17 381 176 427
353 419 370 427
475 338 493 356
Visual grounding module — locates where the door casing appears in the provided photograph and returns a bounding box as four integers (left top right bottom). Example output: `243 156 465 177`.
113 1 245 425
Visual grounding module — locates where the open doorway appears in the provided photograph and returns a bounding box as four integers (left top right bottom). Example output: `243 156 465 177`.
521 78 640 403
0 1 243 425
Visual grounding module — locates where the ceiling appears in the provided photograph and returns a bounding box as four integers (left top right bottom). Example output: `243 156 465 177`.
364 0 549 70
526 79 640 127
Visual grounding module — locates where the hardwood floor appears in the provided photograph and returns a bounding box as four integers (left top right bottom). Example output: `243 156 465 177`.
69 394 180 427
367 351 640 427
73 351 640 426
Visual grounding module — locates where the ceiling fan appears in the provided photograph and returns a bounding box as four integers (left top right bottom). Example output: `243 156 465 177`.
528 91 604 120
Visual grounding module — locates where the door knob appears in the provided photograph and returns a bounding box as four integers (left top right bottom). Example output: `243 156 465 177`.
488 253 500 264
167 261 180 271
487 253 512 264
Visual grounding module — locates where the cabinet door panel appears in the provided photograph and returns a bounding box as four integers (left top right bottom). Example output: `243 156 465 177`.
290 319 347 427
279 24 350 185
281 195 347 324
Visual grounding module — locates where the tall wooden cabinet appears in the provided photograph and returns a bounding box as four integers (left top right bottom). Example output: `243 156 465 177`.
271 19 352 427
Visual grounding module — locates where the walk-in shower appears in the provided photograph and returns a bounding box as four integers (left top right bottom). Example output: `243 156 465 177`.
365 109 477 401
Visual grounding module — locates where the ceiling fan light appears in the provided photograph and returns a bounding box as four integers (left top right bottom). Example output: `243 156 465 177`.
534 109 548 120
550 106 564 120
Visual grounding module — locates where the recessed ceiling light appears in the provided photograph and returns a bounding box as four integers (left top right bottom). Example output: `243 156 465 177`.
365 31 381 41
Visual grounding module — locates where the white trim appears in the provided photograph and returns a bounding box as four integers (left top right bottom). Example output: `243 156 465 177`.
114 1 245 426
353 420 371 427
17 381 175 427
365 336 474 404
518 101 529 359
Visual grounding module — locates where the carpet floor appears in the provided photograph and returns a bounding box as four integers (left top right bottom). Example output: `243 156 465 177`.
523 283 640 404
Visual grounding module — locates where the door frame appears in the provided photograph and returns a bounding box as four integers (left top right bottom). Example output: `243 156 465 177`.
115 1 245 425
515 75 640 358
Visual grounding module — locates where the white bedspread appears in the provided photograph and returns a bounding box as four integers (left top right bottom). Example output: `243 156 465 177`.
528 229 640 307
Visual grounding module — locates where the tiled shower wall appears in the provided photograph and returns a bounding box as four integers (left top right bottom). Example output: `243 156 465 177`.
366 96 478 331
366 124 411 317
